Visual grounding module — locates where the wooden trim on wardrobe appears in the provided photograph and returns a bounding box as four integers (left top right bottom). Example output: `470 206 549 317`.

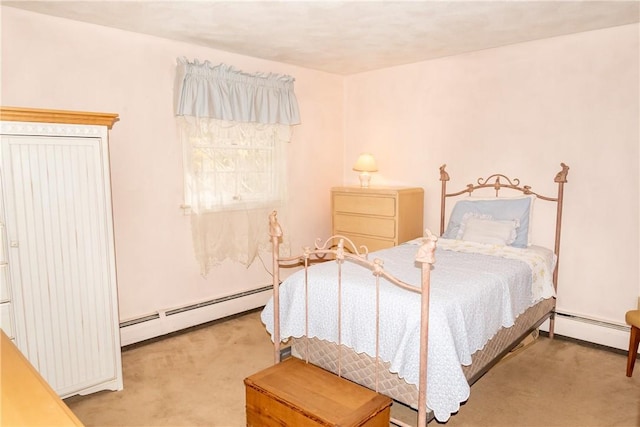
0 107 119 129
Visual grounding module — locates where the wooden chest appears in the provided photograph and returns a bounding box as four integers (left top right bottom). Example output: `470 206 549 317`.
244 357 392 426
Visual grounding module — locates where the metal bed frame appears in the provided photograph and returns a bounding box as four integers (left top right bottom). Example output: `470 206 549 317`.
268 163 569 426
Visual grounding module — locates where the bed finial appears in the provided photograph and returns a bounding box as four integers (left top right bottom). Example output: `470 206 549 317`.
440 165 449 235
416 229 438 265
439 164 450 182
269 210 283 238
466 183 474 194
555 163 569 183
335 238 346 262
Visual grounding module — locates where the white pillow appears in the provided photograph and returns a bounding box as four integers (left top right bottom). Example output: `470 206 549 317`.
444 195 535 247
455 212 493 239
468 194 536 246
461 217 519 246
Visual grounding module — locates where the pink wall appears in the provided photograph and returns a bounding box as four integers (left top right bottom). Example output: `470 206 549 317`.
2 6 638 347
1 7 344 326
344 24 639 337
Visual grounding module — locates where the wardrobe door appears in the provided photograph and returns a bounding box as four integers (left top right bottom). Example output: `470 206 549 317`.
1 132 122 397
0 185 13 340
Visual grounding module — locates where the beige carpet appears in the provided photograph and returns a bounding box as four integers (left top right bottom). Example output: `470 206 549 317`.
65 310 640 426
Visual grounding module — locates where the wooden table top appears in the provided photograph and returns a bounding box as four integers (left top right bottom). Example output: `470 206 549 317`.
1 330 84 426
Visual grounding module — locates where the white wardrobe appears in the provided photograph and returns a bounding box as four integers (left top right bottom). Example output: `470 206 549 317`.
0 107 123 397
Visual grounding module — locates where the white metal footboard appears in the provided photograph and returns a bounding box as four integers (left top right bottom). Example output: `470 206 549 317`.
268 211 436 427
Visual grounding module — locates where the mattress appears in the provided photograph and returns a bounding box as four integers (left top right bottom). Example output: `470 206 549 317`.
290 297 554 409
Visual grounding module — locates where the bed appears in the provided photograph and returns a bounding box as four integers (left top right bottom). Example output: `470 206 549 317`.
261 163 569 426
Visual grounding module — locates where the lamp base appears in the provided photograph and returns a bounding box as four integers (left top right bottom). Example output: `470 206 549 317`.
358 172 371 188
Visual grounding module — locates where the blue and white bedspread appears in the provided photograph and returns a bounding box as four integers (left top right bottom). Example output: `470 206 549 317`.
261 238 556 422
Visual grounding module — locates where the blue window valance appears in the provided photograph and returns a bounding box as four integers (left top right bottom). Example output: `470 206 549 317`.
174 58 301 126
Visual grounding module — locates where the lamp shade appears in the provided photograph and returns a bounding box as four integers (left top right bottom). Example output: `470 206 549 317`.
353 153 378 172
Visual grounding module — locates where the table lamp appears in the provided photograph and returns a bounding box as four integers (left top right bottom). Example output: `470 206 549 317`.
353 153 378 188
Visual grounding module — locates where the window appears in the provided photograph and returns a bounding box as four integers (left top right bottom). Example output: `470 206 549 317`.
174 59 299 272
190 134 281 211
181 119 288 214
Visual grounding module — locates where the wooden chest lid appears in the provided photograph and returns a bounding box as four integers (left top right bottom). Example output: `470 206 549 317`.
244 357 391 425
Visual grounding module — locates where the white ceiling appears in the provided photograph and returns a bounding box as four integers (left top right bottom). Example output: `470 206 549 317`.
4 1 639 75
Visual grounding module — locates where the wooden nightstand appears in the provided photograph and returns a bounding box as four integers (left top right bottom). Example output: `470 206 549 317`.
331 186 424 253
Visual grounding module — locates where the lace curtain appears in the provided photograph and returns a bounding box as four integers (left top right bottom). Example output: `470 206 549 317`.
175 58 300 275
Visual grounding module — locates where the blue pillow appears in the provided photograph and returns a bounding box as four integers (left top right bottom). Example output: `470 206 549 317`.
443 197 533 248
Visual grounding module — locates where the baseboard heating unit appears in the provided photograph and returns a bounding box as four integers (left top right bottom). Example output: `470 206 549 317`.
119 285 272 346
541 311 630 351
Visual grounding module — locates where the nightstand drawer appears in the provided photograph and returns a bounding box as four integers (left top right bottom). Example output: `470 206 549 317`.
338 233 394 253
333 194 396 217
334 214 395 239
